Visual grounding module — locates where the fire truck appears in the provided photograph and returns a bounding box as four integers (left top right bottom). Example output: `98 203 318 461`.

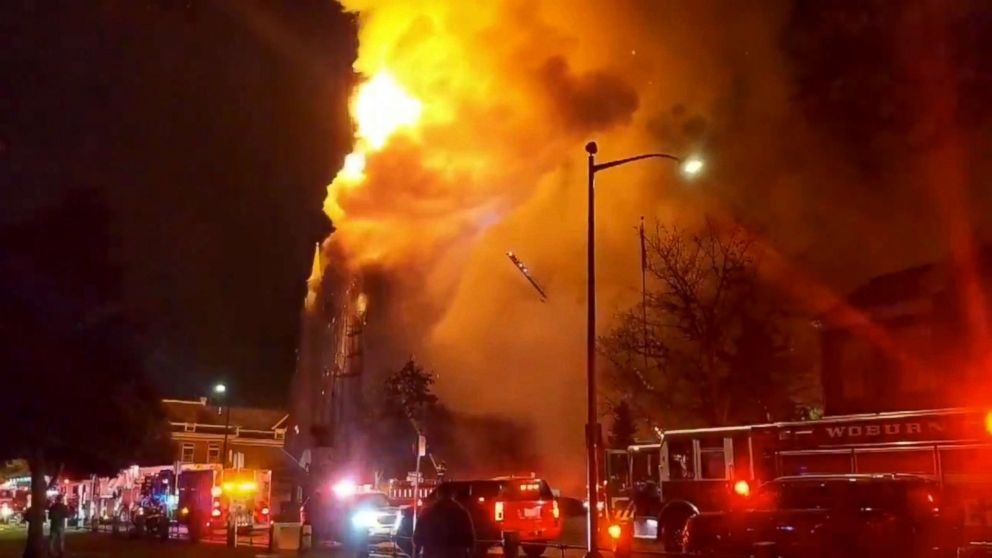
177 465 272 538
605 407 992 550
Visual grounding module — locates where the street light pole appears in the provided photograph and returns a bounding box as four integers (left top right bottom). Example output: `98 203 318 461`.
584 144 601 558
214 383 230 467
222 404 231 467
583 141 700 558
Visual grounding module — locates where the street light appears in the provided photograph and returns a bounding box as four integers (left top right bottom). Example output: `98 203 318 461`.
213 383 231 467
583 141 700 558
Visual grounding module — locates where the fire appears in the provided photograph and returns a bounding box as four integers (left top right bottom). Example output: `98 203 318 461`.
352 72 422 151
315 0 701 492
325 71 422 222
339 152 366 183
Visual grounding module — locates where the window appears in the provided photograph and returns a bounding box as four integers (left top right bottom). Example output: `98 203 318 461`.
180 443 195 464
207 443 221 463
699 449 727 479
698 438 729 480
666 440 694 480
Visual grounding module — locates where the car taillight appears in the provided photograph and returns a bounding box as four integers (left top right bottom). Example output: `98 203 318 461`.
211 509 221 518
733 480 750 497
495 501 504 522
552 500 560 520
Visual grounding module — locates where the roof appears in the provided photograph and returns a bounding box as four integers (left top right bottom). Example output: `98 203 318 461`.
846 263 937 309
161 399 287 431
821 246 992 325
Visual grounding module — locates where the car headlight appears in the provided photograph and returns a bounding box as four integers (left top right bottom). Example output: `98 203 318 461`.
0 504 11 518
351 510 379 529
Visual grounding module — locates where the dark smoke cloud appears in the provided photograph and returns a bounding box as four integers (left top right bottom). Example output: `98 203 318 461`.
538 56 639 133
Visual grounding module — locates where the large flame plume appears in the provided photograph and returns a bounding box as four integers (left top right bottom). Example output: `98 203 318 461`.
315 0 764 490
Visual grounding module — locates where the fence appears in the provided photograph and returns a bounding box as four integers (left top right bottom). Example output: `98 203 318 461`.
387 486 435 503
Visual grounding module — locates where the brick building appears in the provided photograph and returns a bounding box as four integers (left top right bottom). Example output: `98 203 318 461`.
162 398 297 514
819 254 992 415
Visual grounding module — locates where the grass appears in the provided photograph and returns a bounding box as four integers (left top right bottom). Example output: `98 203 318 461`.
0 528 282 558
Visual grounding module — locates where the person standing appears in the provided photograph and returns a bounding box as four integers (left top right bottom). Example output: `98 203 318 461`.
48 495 69 558
413 485 475 558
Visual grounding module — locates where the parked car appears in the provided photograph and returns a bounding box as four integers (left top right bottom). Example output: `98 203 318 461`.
683 474 960 558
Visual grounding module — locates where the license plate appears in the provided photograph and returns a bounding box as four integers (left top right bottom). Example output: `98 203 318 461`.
522 507 540 519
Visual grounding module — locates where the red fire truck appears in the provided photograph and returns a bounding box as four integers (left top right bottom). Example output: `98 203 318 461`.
606 407 992 550
177 465 272 538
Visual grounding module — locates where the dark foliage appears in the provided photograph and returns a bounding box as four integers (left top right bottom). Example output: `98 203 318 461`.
607 400 637 449
368 359 438 478
601 218 815 428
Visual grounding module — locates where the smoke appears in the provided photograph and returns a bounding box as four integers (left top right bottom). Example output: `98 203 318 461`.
316 1 992 493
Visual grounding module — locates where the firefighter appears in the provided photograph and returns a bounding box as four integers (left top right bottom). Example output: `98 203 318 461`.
413 484 475 558
48 495 69 558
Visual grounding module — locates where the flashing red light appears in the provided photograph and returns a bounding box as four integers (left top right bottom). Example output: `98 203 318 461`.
985 410 992 435
332 479 357 499
607 524 622 540
211 509 221 518
733 480 751 497
261 507 270 516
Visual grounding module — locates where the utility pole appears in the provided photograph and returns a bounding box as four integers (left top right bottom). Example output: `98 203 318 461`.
639 217 649 376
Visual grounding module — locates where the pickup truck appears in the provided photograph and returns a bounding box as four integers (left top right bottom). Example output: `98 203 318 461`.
683 474 960 558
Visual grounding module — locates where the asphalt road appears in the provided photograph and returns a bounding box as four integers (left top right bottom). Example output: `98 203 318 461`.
0 517 633 558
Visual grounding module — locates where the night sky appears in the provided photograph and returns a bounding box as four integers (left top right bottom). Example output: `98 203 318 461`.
3 1 356 405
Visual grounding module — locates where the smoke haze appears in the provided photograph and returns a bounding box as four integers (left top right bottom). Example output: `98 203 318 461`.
319 1 992 492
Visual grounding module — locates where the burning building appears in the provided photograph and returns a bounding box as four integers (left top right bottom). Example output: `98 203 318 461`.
287 242 370 483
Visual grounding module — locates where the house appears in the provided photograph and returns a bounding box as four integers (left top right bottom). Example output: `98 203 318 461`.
819 253 992 415
161 398 298 515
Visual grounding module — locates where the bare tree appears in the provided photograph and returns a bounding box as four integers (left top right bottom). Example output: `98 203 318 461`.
601 218 814 428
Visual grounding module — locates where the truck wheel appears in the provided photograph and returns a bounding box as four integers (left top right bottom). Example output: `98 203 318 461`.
523 543 546 558
658 507 694 552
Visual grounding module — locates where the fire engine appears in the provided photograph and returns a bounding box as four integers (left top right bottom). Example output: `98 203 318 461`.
177 465 272 538
605 407 992 550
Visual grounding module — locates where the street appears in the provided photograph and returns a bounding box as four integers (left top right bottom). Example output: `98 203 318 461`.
0 520 603 558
